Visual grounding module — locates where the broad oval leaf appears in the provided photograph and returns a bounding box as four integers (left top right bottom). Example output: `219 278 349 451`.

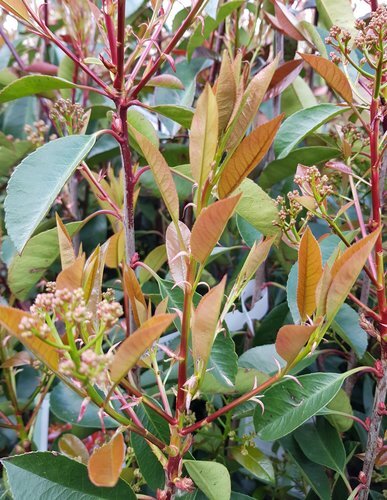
300 53 353 103
192 276 227 377
111 314 175 383
184 460 231 500
2 452 136 499
166 221 191 289
297 227 323 321
219 114 283 198
88 433 125 487
189 84 218 193
231 446 275 484
5 135 96 252
0 75 79 103
274 104 346 159
275 324 316 365
191 195 241 264
253 372 352 440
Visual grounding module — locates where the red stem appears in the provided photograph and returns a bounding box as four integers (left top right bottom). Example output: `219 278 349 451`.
113 0 126 91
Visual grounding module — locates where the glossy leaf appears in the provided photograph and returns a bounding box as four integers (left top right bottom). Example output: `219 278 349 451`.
254 371 354 440
0 75 79 103
218 114 283 198
134 131 179 223
111 314 175 383
189 84 218 194
191 195 240 264
275 324 316 365
297 227 323 321
166 221 191 289
215 50 237 132
300 53 353 103
2 452 135 499
184 460 231 500
273 0 306 41
88 433 125 487
237 237 274 288
5 135 96 252
227 57 279 150
208 329 238 387
326 230 379 320
231 446 274 484
274 104 346 159
192 276 226 376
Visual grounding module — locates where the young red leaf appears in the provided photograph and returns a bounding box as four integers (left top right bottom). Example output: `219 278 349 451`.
110 313 175 383
264 60 303 101
88 433 125 487
299 53 353 104
218 114 283 198
123 265 147 327
214 51 237 133
56 254 85 291
276 324 317 364
192 276 227 376
297 227 323 321
191 195 241 264
166 221 191 289
273 1 307 41
315 264 333 317
56 213 76 270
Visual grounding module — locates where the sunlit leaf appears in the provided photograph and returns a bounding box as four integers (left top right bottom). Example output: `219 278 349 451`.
105 230 125 269
191 195 241 264
237 237 275 289
300 53 353 103
110 314 175 383
231 446 274 484
88 433 125 487
138 245 167 284
218 115 283 198
297 227 323 321
273 0 307 41
275 324 316 365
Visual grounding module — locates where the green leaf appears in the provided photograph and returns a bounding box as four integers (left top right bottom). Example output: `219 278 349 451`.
236 215 262 247
231 446 275 484
0 138 33 177
331 304 368 358
280 76 317 117
259 146 340 189
324 389 353 432
316 0 356 37
50 382 118 429
184 460 231 500
208 329 238 387
149 104 194 129
239 344 285 375
0 75 79 103
2 452 136 499
280 435 331 500
294 419 346 474
274 104 346 158
8 222 82 300
5 135 96 252
253 371 356 440
234 179 279 236
127 108 159 153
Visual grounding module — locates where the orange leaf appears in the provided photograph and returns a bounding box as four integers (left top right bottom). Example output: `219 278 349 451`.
315 264 332 317
123 265 147 327
214 50 237 133
134 131 179 223
218 114 283 198
166 221 191 289
299 53 353 104
274 1 306 41
192 276 226 376
56 254 85 291
88 433 125 487
189 84 218 194
56 214 76 270
191 195 241 264
0 306 59 372
0 0 30 21
276 324 317 364
110 313 175 383
326 230 379 320
297 227 323 321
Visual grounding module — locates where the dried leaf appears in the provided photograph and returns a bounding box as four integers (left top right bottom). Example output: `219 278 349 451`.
166 221 191 289
88 433 125 487
276 324 317 364
191 195 241 264
215 51 237 133
110 314 175 383
300 53 353 104
218 114 283 198
297 227 323 321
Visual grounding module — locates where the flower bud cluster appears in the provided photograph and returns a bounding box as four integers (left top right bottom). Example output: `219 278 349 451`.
59 349 113 387
355 6 387 54
49 98 88 135
294 166 333 200
24 120 53 147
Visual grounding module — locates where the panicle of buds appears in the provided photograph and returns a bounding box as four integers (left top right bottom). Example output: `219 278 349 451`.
355 5 387 54
78 349 113 387
97 299 123 328
49 98 88 135
24 120 50 147
294 166 333 200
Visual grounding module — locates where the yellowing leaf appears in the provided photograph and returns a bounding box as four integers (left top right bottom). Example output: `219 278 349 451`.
166 221 191 289
189 84 218 195
215 51 237 133
123 265 147 327
300 53 353 104
192 276 226 376
56 214 76 270
0 306 59 372
134 131 179 223
226 56 279 150
56 254 85 291
110 314 175 383
326 230 380 320
88 433 125 487
191 195 241 264
0 0 30 21
297 227 323 321
276 324 317 364
218 115 283 198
